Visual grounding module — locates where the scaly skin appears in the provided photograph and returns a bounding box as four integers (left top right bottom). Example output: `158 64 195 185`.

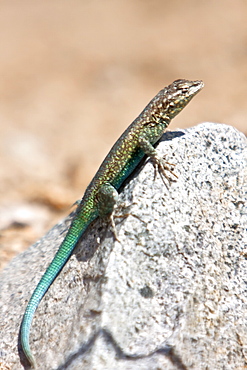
20 79 204 367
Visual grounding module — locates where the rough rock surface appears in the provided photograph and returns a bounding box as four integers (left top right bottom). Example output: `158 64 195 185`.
0 122 247 370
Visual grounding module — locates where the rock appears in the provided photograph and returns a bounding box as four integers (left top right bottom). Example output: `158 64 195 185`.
0 122 247 369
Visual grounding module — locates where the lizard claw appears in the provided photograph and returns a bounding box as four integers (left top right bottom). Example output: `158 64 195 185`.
109 213 121 242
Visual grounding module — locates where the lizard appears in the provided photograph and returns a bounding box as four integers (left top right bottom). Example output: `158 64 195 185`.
19 79 204 368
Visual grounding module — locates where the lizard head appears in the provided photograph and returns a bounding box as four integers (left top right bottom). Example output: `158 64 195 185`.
160 79 204 120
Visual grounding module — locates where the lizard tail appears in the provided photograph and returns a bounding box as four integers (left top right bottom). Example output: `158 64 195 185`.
20 215 94 367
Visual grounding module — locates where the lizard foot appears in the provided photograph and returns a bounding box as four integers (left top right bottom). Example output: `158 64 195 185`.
152 155 178 188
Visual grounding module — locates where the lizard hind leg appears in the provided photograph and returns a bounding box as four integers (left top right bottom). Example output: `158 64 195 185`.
97 183 120 241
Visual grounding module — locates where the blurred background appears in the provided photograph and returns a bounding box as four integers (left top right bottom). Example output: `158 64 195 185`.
0 0 247 269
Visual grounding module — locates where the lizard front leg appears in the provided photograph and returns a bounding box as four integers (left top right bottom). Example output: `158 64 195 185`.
138 136 178 185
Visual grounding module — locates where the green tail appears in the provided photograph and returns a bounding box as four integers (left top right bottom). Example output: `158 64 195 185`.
20 213 96 367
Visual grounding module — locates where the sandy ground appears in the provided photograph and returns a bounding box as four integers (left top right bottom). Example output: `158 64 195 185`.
0 0 247 270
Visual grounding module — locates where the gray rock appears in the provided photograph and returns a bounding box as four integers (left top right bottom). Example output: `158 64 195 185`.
1 122 247 369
